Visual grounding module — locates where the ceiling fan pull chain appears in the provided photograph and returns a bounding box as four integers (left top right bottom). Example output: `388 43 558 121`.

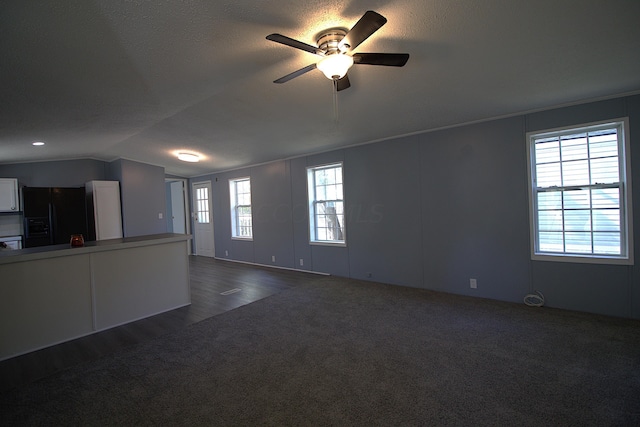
333 79 339 124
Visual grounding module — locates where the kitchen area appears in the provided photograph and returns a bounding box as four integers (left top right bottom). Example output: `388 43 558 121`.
0 170 192 361
0 178 123 250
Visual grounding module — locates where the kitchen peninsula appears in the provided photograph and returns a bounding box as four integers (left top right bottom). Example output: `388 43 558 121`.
0 233 191 361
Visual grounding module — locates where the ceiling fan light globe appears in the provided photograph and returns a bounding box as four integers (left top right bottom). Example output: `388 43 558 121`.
317 54 354 80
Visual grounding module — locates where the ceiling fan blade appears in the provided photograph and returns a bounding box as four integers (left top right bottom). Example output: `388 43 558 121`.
336 75 351 91
352 53 409 67
266 34 321 55
273 63 317 84
339 11 387 52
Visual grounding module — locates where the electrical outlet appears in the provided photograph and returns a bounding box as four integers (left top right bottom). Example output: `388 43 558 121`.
158 213 163 219
225 250 229 256
470 278 477 289
272 255 276 262
299 258 304 266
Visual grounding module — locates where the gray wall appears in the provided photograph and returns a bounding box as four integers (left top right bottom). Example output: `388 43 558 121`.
197 94 639 319
109 159 168 237
422 117 533 302
0 159 107 187
345 139 422 286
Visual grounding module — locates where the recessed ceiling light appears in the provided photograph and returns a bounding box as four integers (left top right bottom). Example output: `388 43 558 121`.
32 141 45 146
177 152 200 162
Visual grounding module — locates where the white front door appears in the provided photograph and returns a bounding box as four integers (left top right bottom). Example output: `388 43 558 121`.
192 181 214 257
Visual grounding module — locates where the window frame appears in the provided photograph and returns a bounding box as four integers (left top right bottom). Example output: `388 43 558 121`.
526 118 633 265
307 162 346 246
229 177 253 240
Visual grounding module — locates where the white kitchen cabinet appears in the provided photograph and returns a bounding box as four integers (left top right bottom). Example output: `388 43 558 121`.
86 180 123 240
0 179 19 212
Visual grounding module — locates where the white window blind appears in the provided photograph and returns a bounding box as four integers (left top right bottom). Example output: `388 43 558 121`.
195 186 210 223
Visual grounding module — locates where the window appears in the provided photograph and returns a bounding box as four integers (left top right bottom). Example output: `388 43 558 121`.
230 177 252 239
527 119 633 264
194 184 210 224
307 163 345 244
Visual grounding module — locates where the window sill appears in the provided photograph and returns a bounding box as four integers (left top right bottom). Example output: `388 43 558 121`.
531 252 633 265
310 241 346 247
232 237 253 242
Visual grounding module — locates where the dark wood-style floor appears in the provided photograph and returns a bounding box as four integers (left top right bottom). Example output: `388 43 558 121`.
0 256 322 392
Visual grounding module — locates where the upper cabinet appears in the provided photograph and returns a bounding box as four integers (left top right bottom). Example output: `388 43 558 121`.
0 179 20 212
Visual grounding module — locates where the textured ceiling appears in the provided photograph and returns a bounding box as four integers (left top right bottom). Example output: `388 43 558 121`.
2 0 640 177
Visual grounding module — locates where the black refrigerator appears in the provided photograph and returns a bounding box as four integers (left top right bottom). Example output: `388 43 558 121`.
23 187 89 248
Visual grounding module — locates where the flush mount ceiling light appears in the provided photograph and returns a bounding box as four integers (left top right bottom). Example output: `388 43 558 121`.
177 152 200 162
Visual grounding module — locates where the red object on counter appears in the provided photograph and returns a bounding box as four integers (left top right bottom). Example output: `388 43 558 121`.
70 234 84 247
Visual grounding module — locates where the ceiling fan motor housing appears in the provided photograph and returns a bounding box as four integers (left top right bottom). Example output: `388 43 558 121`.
316 28 348 55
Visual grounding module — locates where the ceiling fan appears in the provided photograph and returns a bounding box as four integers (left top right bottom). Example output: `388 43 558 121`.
266 10 409 91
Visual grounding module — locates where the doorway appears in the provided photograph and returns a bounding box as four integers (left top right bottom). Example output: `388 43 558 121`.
165 178 191 254
192 181 215 257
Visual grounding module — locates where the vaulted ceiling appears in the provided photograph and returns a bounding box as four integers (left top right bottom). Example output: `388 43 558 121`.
2 0 639 177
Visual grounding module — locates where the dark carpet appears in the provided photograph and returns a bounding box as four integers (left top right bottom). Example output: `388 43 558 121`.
2 275 640 426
